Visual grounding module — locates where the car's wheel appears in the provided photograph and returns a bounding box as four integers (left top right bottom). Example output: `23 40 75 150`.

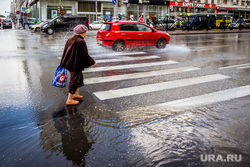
156 38 166 49
112 40 125 52
35 27 40 32
46 28 54 35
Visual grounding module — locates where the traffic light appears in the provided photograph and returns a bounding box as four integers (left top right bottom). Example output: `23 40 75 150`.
118 0 123 7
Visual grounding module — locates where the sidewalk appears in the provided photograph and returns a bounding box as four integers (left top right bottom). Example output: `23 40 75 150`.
167 29 250 35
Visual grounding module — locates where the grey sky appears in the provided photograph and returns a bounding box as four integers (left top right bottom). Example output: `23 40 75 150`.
0 0 13 17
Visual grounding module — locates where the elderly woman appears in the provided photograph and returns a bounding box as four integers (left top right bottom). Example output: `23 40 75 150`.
60 24 98 105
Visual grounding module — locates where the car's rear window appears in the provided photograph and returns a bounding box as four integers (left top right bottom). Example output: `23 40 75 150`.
100 23 111 31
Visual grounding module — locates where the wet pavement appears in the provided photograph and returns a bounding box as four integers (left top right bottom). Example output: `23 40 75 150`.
0 28 250 167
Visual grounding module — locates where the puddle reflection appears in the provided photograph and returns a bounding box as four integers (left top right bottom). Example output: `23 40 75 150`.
47 106 94 166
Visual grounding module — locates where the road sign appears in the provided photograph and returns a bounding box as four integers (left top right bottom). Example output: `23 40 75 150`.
21 6 27 13
112 0 116 5
16 11 20 14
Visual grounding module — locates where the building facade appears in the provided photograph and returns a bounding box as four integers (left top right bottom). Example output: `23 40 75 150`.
12 0 250 23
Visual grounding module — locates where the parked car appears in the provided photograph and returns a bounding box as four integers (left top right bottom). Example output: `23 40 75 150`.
97 21 170 51
27 18 36 26
41 16 89 35
89 21 103 30
2 19 12 28
29 21 45 31
157 19 177 31
229 19 250 30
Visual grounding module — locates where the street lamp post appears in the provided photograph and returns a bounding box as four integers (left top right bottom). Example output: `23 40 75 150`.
207 14 209 31
166 14 169 32
223 15 226 31
239 15 243 30
193 0 196 13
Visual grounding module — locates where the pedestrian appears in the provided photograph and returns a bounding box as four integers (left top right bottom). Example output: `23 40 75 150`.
60 24 98 105
146 16 150 25
23 18 27 29
0 18 3 30
152 15 158 29
19 18 23 29
110 15 113 22
118 14 122 20
139 15 143 22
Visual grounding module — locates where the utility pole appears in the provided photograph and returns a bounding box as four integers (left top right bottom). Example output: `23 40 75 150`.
113 0 118 21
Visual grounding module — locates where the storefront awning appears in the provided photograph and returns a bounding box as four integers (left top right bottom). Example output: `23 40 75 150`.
170 1 216 9
129 0 170 5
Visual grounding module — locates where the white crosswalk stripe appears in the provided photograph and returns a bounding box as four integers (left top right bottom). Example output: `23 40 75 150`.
154 85 250 109
85 60 178 73
91 52 147 58
85 66 200 84
93 74 230 100
118 85 250 125
95 55 160 63
218 63 250 69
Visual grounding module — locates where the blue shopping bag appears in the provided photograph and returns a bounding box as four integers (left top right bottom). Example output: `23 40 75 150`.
52 66 67 88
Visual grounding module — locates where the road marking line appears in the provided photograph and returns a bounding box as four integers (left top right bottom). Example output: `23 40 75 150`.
91 52 147 58
84 60 178 73
85 66 200 84
155 85 250 109
57 52 149 60
237 65 250 70
95 55 160 63
218 63 250 69
93 74 230 100
118 85 250 125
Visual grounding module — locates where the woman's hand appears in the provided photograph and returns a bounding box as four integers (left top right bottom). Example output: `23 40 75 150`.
94 63 98 67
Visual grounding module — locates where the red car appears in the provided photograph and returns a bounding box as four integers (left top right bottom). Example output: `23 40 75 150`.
97 21 170 51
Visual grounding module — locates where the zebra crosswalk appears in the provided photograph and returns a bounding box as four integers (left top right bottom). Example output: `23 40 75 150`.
53 46 249 115
82 51 250 113
93 74 230 100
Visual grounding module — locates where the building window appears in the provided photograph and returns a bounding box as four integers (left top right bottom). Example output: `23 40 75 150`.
78 2 101 12
211 0 214 3
217 0 221 4
241 1 245 5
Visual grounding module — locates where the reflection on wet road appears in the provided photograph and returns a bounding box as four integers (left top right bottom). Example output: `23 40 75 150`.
0 30 250 166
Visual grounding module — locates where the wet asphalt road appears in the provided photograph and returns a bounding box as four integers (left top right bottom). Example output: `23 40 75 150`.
0 29 250 167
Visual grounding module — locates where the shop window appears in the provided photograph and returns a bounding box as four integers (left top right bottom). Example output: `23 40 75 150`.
78 2 101 12
127 4 138 11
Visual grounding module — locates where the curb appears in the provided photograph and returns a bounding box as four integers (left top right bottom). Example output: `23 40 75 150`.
167 29 250 35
